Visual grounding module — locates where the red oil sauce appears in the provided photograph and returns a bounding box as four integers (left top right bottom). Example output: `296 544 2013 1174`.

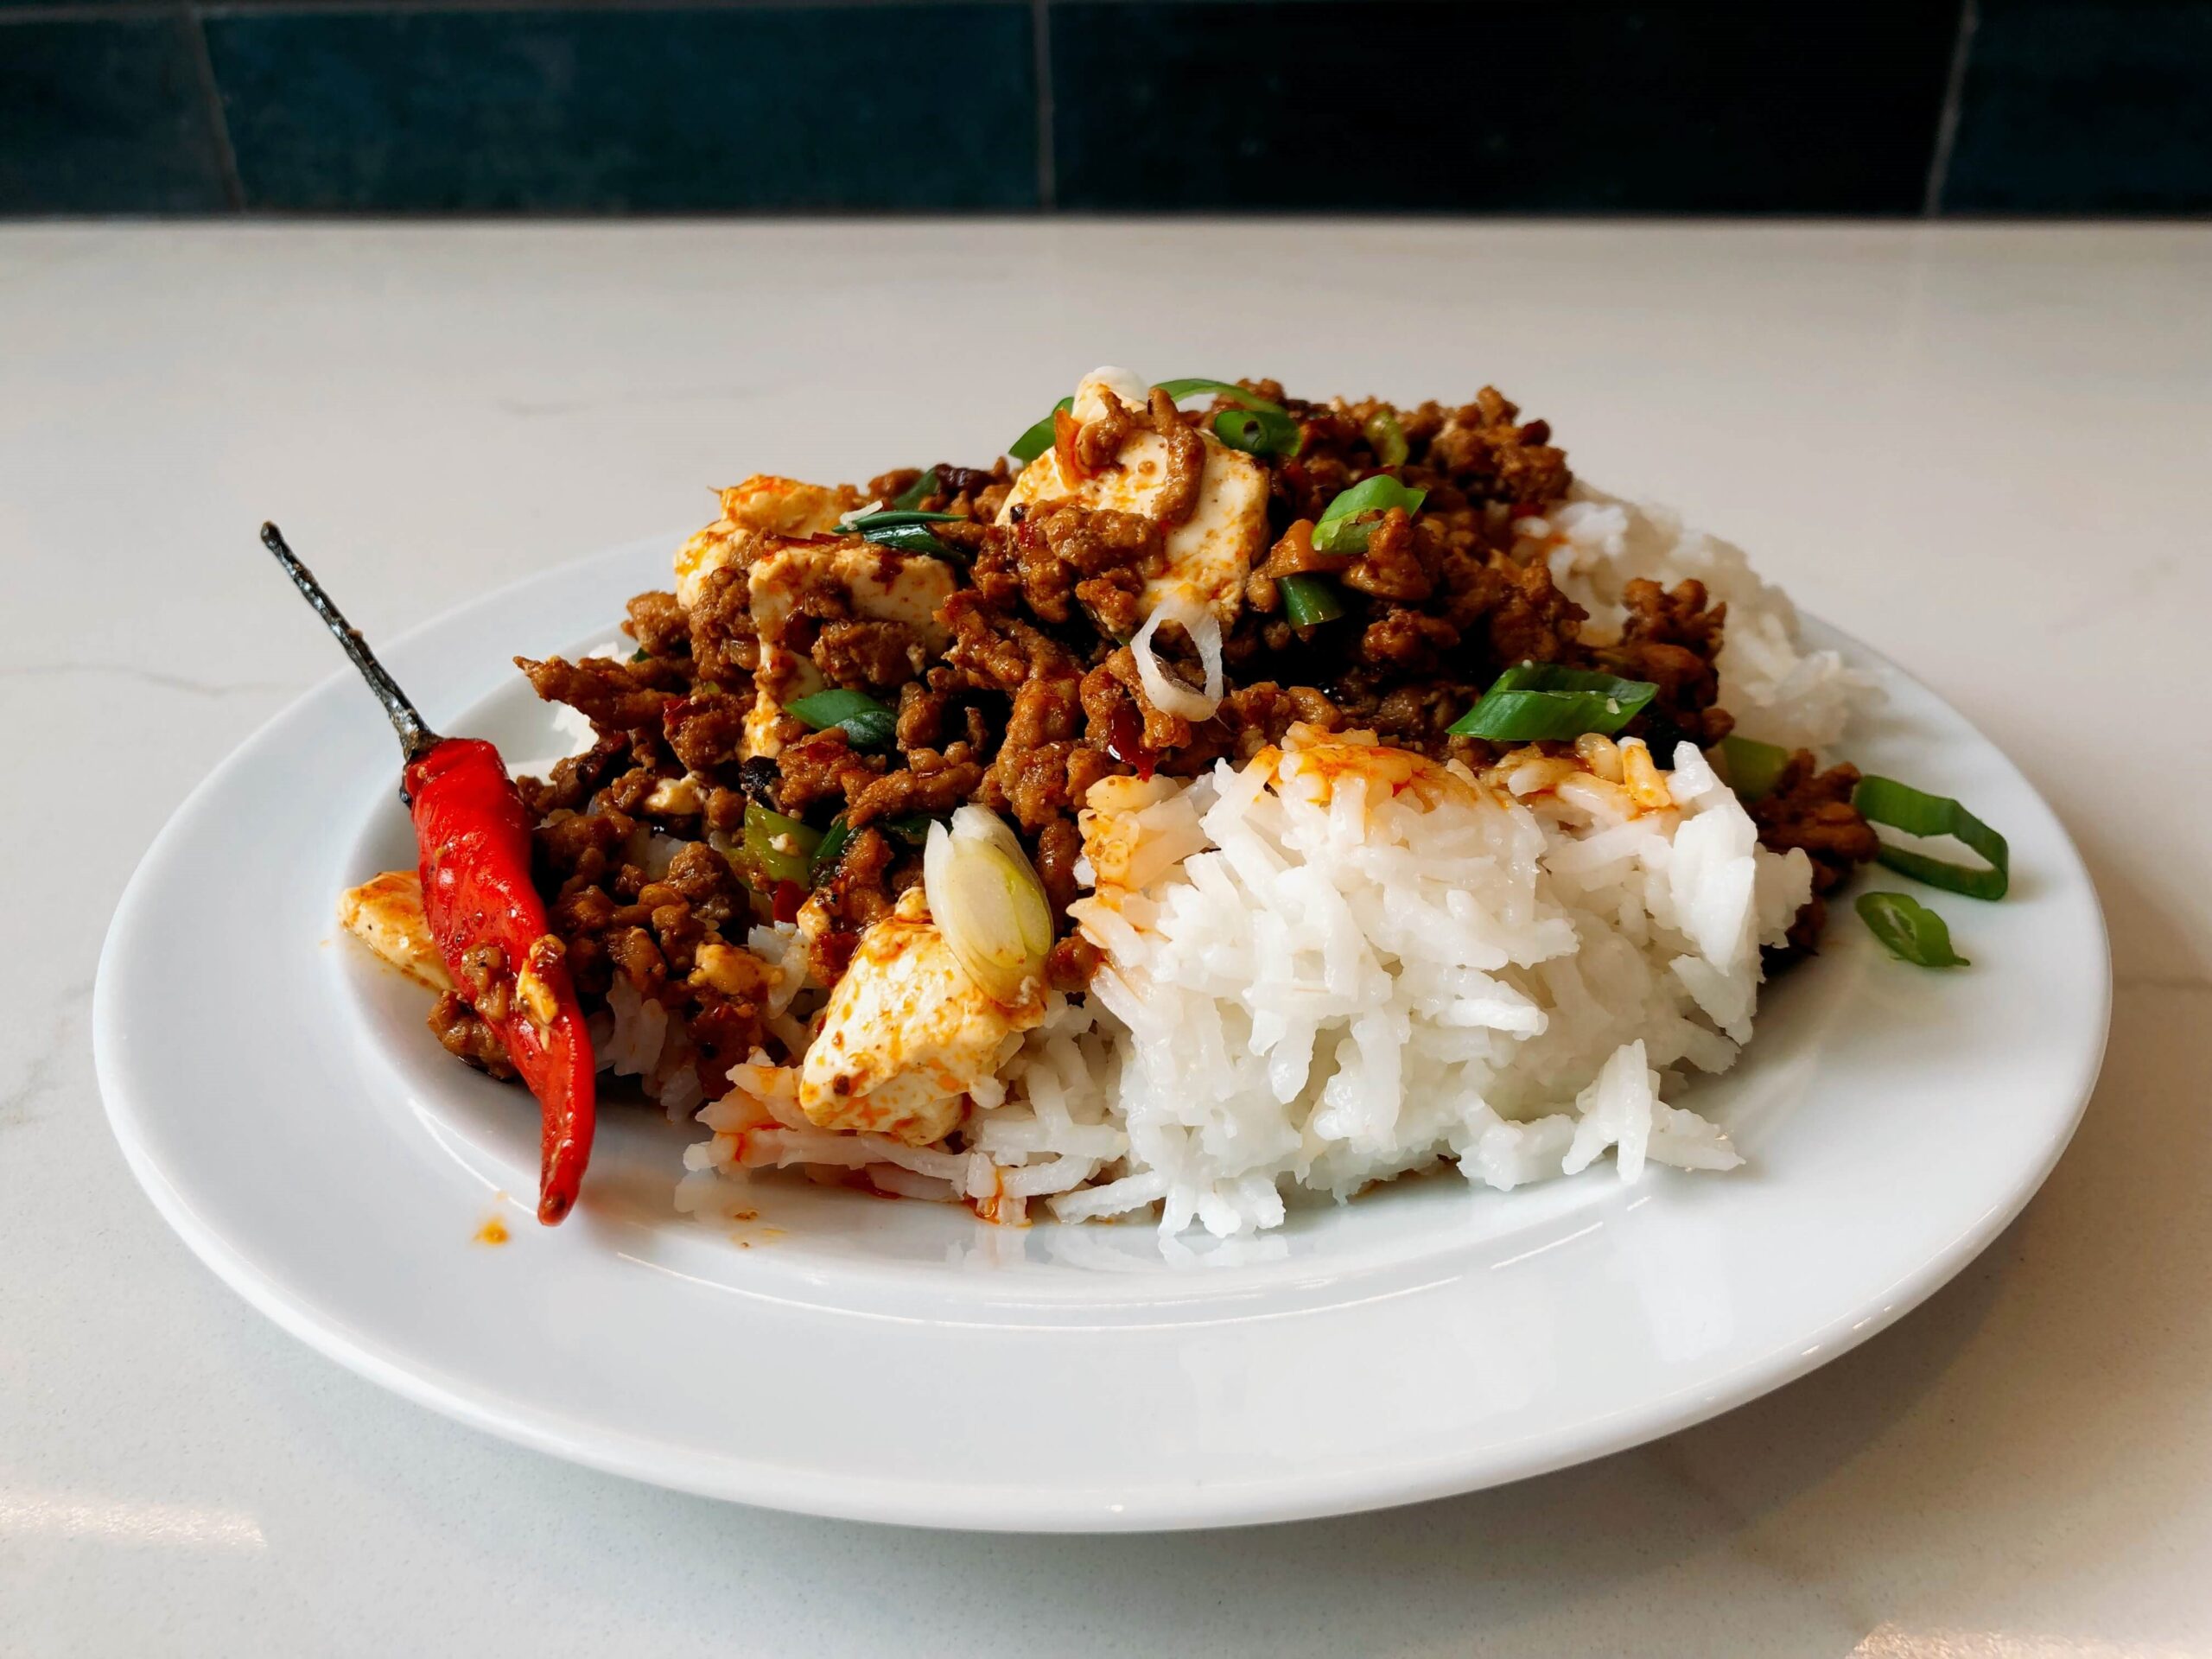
1052 408 1091 481
772 879 804 924
1105 702 1158 780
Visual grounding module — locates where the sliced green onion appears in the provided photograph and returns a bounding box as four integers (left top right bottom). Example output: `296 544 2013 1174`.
1717 734 1793 804
867 524 962 560
842 508 963 530
810 816 853 885
1153 378 1287 413
1853 776 2010 899
1212 408 1295 456
839 507 963 562
1484 661 1650 698
1446 662 1659 741
743 801 821 888
880 813 934 845
1007 396 1074 464
890 469 940 512
1156 378 1301 457
1363 411 1408 469
1278 573 1345 626
1857 891 1971 967
1318 473 1427 525
1312 474 1428 554
629 645 650 664
1313 518 1379 556
785 688 897 750
1448 689 1649 742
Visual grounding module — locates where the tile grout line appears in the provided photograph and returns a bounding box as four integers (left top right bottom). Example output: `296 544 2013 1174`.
0 3 175 19
1031 0 1056 210
0 0 1037 16
188 0 1042 16
179 0 246 212
1922 0 1978 217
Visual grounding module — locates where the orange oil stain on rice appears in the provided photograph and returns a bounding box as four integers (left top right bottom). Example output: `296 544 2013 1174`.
967 1166 1028 1227
1269 732 1487 815
850 1169 904 1200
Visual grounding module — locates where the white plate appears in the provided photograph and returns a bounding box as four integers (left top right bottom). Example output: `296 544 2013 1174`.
95 535 2108 1532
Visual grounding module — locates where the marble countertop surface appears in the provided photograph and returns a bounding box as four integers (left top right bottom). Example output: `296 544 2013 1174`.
4 221 2208 1657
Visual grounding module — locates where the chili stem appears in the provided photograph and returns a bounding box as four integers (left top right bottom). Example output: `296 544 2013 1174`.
261 522 440 766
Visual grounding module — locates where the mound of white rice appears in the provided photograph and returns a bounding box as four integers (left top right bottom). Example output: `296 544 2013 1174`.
1518 484 1873 750
675 727 1812 1238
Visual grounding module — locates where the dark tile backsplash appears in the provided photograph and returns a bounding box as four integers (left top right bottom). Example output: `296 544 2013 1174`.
0 16 230 213
1943 0 2212 213
1052 2 1956 214
2 0 2207 215
206 3 1038 212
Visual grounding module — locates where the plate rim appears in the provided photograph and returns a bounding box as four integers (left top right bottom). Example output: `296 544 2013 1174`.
94 536 2111 1531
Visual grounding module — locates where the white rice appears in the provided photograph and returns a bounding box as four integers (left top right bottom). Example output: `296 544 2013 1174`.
679 729 1811 1237
591 978 705 1124
1517 484 1874 750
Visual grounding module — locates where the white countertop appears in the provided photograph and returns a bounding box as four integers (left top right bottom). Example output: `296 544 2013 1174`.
5 220 2209 1656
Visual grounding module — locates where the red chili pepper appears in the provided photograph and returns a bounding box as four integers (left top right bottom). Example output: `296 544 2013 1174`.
406 739 596 1224
263 524 597 1225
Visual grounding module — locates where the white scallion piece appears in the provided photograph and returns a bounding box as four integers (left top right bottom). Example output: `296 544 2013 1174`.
1129 597 1224 721
923 805 1052 1003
